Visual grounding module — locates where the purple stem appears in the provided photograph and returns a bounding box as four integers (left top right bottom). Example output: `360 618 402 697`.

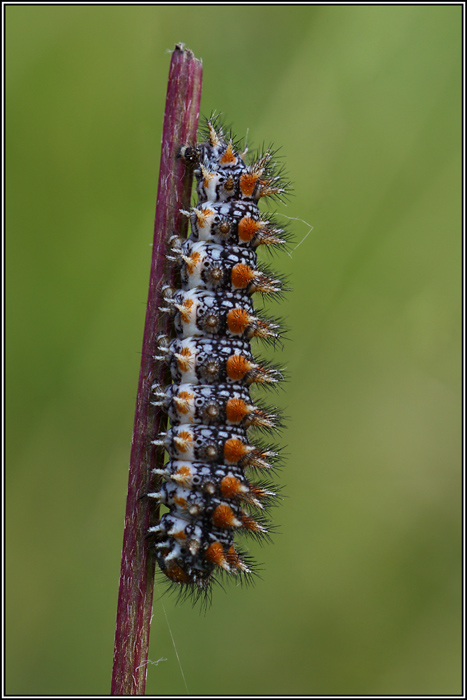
111 44 202 696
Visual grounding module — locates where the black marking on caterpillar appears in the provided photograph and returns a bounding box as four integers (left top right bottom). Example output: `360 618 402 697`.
149 116 290 606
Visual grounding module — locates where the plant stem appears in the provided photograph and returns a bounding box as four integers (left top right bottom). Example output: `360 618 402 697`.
111 44 202 696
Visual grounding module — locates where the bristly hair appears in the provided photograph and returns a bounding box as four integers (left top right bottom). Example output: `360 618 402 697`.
197 113 293 204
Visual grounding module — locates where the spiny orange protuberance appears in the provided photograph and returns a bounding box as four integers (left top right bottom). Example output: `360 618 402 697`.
227 308 252 334
195 207 214 228
176 346 192 371
186 251 201 274
204 541 228 567
239 172 259 198
174 465 192 484
220 475 244 499
179 297 194 323
224 437 249 463
238 216 263 242
231 263 256 289
203 172 215 190
208 122 220 147
226 354 253 381
175 390 193 413
220 141 237 165
175 430 193 452
212 503 241 528
174 496 188 508
225 397 250 424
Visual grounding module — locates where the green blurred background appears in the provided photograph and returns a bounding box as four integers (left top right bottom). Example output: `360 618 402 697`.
6 5 461 695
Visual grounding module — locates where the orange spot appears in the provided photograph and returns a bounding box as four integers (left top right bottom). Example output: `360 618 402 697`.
227 308 251 334
231 263 255 289
220 475 243 498
178 391 194 401
238 216 262 242
224 437 248 463
176 347 192 371
226 397 250 424
205 541 227 566
195 208 214 228
164 562 190 584
212 503 241 528
180 297 194 323
174 496 187 508
174 465 192 484
203 172 215 190
186 251 201 274
220 141 237 165
239 172 259 198
226 354 252 380
173 530 187 540
176 390 194 414
175 430 193 453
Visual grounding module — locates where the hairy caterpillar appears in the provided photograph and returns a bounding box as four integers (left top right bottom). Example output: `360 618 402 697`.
149 117 289 604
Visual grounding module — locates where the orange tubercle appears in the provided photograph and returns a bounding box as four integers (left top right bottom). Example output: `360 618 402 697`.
224 437 249 464
186 251 201 274
231 263 256 289
238 216 263 242
180 297 194 323
203 172 215 190
226 354 253 381
225 397 250 424
220 141 237 165
212 503 241 528
208 122 220 147
227 308 251 335
220 475 244 499
194 207 214 228
174 390 193 414
239 172 259 198
205 541 229 569
176 346 192 371
173 465 192 485
174 430 193 453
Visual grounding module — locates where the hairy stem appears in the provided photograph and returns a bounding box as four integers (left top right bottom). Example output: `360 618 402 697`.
111 44 202 696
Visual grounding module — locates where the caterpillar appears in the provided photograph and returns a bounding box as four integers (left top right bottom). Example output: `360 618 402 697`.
148 117 289 604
